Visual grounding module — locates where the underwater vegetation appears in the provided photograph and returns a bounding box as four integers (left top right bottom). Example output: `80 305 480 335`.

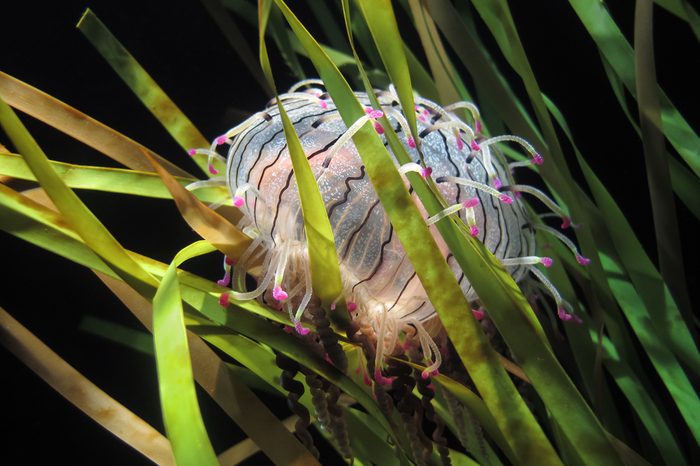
1 0 698 465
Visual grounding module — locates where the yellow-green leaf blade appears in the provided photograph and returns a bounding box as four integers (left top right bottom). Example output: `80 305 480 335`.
152 242 219 466
356 0 417 139
76 9 213 174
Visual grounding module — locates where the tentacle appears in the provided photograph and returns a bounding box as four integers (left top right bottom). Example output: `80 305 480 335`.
410 347 451 466
325 384 353 460
275 353 320 459
500 184 570 224
527 266 579 322
288 78 326 93
308 304 347 372
533 224 591 265
437 175 514 203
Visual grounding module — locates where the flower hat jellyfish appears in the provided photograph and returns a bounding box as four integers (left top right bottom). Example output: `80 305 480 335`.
190 79 588 384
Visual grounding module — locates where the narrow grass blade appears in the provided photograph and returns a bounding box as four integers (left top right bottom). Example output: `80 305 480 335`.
585 313 688 465
634 0 691 334
356 0 418 139
407 0 466 105
655 0 700 40
669 156 700 219
76 9 214 175
79 315 154 356
344 408 401 466
568 0 700 177
433 375 517 465
259 0 348 327
402 44 439 102
0 307 176 465
273 1 562 463
152 242 219 466
0 98 158 288
279 104 349 325
598 56 700 219
199 0 273 96
141 148 251 260
0 152 229 204
0 71 191 177
216 416 298 465
305 0 347 53
267 6 307 81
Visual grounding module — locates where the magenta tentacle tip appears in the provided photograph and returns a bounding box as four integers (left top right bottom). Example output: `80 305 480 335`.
499 194 514 204
215 135 228 145
407 136 416 148
463 197 479 208
469 226 479 237
347 302 357 312
475 120 483 134
208 164 219 175
420 166 433 178
294 321 310 335
557 308 573 321
218 293 230 307
576 255 591 266
532 153 544 165
373 121 384 134
217 271 231 287
319 100 328 109
187 148 197 157
456 136 464 151
472 308 485 320
470 140 481 152
492 177 503 190
272 286 288 301
373 369 393 386
232 196 245 208
561 216 572 229
368 109 384 119
541 257 553 267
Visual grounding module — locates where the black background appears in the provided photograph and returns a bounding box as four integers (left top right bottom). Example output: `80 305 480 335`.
1 1 698 464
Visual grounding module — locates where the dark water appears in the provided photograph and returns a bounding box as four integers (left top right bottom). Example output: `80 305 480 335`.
1 1 698 464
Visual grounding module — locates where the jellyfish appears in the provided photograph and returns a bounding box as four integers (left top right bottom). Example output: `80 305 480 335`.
186 79 590 461
189 78 587 381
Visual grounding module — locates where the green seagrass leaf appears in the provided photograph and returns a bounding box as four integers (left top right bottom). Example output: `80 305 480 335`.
356 0 418 139
258 0 349 329
152 241 219 466
0 152 228 204
77 9 214 175
634 0 692 338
